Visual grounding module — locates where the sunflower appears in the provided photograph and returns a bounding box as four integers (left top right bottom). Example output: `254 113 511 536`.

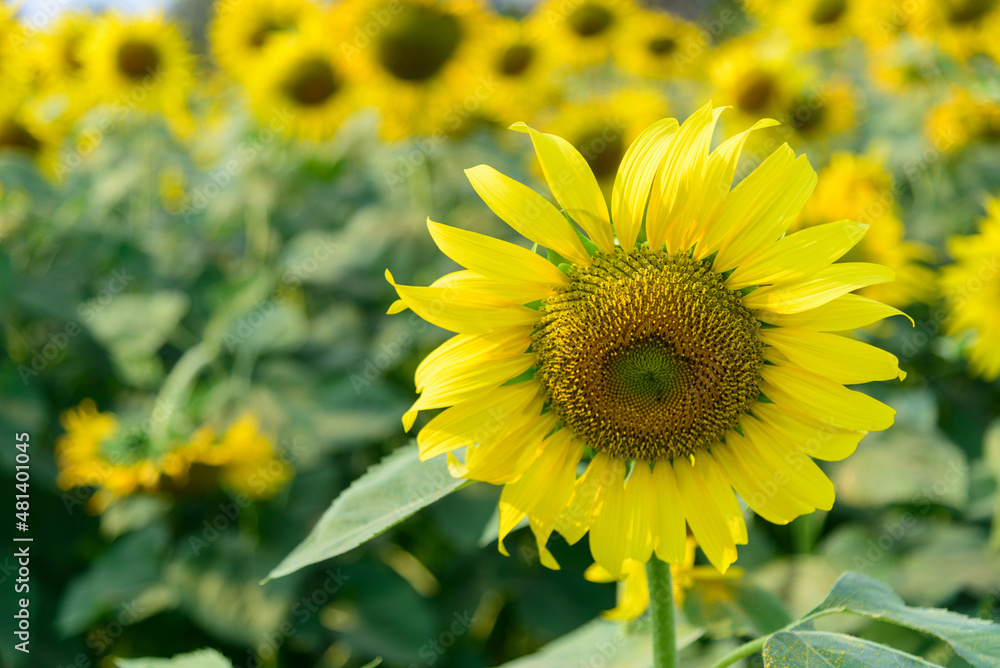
333 0 490 140
709 36 798 127
387 103 906 576
942 197 1000 380
246 29 358 141
910 0 1000 62
55 400 190 513
81 13 193 122
749 0 864 50
0 2 25 80
28 13 96 125
531 0 638 68
794 152 936 307
614 8 705 80
0 89 65 178
210 0 321 80
925 88 1000 154
174 414 293 499
782 80 856 143
538 88 668 195
585 537 744 621
478 16 559 126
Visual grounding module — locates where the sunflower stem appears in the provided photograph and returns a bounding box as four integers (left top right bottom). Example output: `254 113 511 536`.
646 554 678 668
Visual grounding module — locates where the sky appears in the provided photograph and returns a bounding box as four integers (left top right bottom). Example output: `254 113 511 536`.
16 0 174 28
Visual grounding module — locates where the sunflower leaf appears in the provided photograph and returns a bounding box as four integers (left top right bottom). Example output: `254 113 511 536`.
799 572 1000 667
264 441 469 580
763 631 938 667
114 648 233 668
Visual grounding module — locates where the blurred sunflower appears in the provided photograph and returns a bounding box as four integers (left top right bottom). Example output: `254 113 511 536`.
29 13 96 124
334 0 490 139
910 0 1000 62
388 104 906 576
247 29 357 141
794 152 936 307
782 80 856 142
925 88 1000 154
81 13 194 127
0 90 65 178
0 2 25 80
709 36 797 126
210 0 320 79
478 17 558 125
175 414 293 499
750 0 863 50
615 9 704 80
55 400 189 513
585 537 743 621
532 0 637 67
539 88 668 195
942 197 1000 379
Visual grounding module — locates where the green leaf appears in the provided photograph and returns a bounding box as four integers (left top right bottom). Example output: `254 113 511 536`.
115 649 233 668
495 618 702 667
763 631 939 667
684 579 791 639
265 442 470 580
805 572 1000 667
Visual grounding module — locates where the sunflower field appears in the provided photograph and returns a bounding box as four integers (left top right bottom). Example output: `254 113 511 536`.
3 0 1000 665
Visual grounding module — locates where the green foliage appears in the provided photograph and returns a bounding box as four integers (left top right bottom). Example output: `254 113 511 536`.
764 631 939 667
116 649 233 668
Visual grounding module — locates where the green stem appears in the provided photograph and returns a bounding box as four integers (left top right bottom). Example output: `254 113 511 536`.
646 554 678 668
710 635 767 668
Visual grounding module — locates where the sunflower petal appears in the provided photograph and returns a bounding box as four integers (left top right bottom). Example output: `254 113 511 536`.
761 327 905 384
757 293 913 330
713 432 812 524
674 456 738 572
589 457 630 578
742 263 895 314
611 118 680 251
650 461 687 564
465 165 591 265
752 402 863 462
699 118 781 224
761 364 896 431
510 122 615 253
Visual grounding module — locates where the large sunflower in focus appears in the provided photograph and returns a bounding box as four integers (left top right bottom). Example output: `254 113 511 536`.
942 197 1000 380
210 0 320 80
794 152 936 308
388 104 907 576
532 0 637 67
247 29 358 141
82 14 193 122
333 0 489 139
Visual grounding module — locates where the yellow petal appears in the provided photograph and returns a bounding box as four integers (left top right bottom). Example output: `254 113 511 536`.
761 365 896 431
713 432 811 524
427 219 568 290
589 456 630 578
697 452 748 545
699 118 782 226
510 122 615 253
622 463 655 564
712 152 817 273
674 456 738 573
603 560 650 621
751 402 863 462
463 400 555 485
584 562 616 583
465 165 591 265
386 269 539 334
742 263 895 314
415 328 531 392
757 293 913 330
726 220 869 290
555 453 617 545
611 117 680 251
417 382 540 460
739 417 836 511
650 460 687 564
429 270 557 305
761 327 904 384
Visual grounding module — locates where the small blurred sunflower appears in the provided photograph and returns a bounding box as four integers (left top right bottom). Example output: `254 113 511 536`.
585 537 743 621
389 104 906 576
247 29 358 141
28 13 97 127
531 0 637 67
210 0 321 80
910 0 1000 62
0 2 26 81
334 0 490 139
478 16 558 125
0 90 65 178
782 80 856 143
81 13 194 126
539 88 668 195
795 152 936 307
942 197 1000 379
615 9 705 80
709 36 797 126
925 88 1000 154
750 0 864 50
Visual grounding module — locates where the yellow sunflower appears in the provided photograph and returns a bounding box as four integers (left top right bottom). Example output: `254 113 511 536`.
615 8 705 80
28 13 96 125
585 537 743 621
81 13 194 125
387 103 906 577
781 80 856 143
478 16 559 126
538 88 668 195
332 0 491 140
942 197 1000 380
0 89 65 178
530 0 638 68
0 2 25 80
174 414 293 499
210 0 321 80
709 36 798 127
794 152 936 308
247 29 358 141
55 400 190 513
925 88 1000 154
749 0 864 50
910 0 1000 62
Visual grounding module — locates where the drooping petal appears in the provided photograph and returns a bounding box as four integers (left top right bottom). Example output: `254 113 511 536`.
556 453 619 545
739 417 836 511
761 327 905 384
415 328 531 392
713 432 812 524
761 365 896 431
463 401 555 484
611 118 680 251
726 220 869 290
465 165 591 265
673 456 738 573
427 219 569 289
697 452 748 545
650 460 687 564
751 402 863 462
757 293 913 330
742 263 895 314
510 122 615 253
589 457 630 578
622 463 655 565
